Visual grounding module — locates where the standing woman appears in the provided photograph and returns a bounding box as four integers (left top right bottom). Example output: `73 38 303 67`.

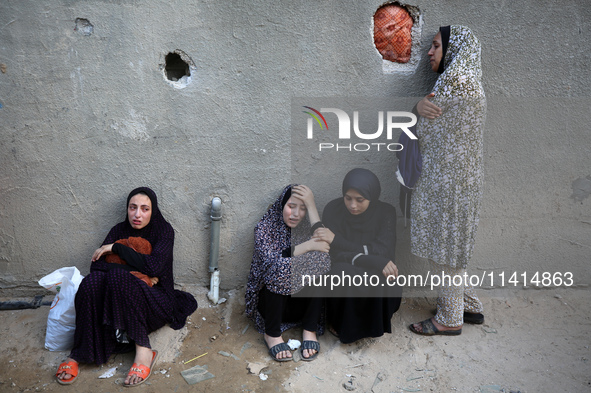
245 185 331 361
315 168 402 344
409 26 486 335
56 187 198 386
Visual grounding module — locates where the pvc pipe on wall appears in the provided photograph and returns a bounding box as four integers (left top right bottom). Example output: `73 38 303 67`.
207 197 224 304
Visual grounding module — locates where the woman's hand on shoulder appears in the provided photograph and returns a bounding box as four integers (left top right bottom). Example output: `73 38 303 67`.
91 244 114 262
312 227 335 245
382 261 398 280
417 93 442 119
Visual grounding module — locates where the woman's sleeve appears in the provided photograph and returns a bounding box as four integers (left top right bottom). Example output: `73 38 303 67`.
111 243 146 270
254 228 292 293
91 225 123 272
322 202 367 256
323 201 397 261
142 227 174 277
352 254 390 273
365 204 397 260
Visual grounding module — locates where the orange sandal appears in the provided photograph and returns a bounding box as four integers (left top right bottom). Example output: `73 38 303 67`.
124 350 158 387
56 360 79 385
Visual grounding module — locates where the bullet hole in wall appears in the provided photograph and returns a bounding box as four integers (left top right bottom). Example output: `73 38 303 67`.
165 52 190 81
162 50 195 88
75 18 93 36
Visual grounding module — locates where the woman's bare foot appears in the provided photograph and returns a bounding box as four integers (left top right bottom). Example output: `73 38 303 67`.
56 358 78 382
125 345 154 386
411 317 462 332
302 330 318 359
264 333 292 360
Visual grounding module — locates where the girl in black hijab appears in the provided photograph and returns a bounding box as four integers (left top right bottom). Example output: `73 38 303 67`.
56 187 197 386
315 168 402 343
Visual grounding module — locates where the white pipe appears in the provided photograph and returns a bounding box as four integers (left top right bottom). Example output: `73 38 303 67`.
208 270 220 304
207 197 225 304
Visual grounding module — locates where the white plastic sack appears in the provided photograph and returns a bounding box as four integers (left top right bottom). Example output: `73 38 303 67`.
38 267 84 351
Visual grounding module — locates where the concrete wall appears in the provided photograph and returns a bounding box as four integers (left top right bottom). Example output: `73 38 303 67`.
1 0 589 296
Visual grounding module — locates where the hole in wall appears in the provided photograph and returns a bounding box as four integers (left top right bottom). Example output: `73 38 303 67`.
165 53 190 81
74 18 93 36
373 2 422 73
373 4 413 63
162 50 195 89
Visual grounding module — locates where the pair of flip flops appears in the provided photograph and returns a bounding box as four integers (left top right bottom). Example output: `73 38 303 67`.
409 318 462 336
267 341 320 362
55 350 158 387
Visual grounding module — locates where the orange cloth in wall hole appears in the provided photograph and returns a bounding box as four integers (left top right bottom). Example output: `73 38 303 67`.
373 5 413 63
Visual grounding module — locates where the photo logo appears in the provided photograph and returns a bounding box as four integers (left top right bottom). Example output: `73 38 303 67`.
303 106 329 136
303 106 417 152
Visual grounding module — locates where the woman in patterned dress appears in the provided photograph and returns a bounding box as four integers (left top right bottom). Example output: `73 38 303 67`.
56 187 198 386
409 26 487 335
245 185 331 361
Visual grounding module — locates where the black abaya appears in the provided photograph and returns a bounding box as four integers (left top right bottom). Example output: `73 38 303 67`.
323 169 402 344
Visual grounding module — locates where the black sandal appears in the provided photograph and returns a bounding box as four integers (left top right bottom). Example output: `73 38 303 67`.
301 340 320 361
267 342 293 362
431 309 484 324
463 312 484 324
409 318 462 336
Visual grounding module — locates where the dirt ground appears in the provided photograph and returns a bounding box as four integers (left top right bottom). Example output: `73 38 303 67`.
0 285 590 393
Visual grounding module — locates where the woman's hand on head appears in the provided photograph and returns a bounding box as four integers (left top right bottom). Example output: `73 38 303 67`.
291 185 315 208
382 261 398 280
417 93 442 119
91 244 114 262
312 227 335 245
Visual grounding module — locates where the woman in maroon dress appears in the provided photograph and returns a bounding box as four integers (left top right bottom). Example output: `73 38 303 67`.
56 187 197 386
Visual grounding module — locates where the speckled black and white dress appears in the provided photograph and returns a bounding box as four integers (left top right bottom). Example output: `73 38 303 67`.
411 25 486 270
410 26 486 327
245 185 331 335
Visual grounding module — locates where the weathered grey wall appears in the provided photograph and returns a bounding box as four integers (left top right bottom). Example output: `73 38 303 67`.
1 0 589 295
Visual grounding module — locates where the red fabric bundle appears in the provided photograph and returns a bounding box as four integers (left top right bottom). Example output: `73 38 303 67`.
105 237 156 287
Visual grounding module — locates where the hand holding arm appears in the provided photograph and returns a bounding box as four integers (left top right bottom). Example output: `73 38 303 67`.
416 93 442 119
312 227 335 245
293 238 330 256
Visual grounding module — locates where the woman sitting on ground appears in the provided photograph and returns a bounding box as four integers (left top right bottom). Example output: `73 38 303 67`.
245 185 331 362
56 187 198 387
314 168 402 344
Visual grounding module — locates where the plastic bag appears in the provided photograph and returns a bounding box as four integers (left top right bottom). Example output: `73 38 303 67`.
38 267 84 351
